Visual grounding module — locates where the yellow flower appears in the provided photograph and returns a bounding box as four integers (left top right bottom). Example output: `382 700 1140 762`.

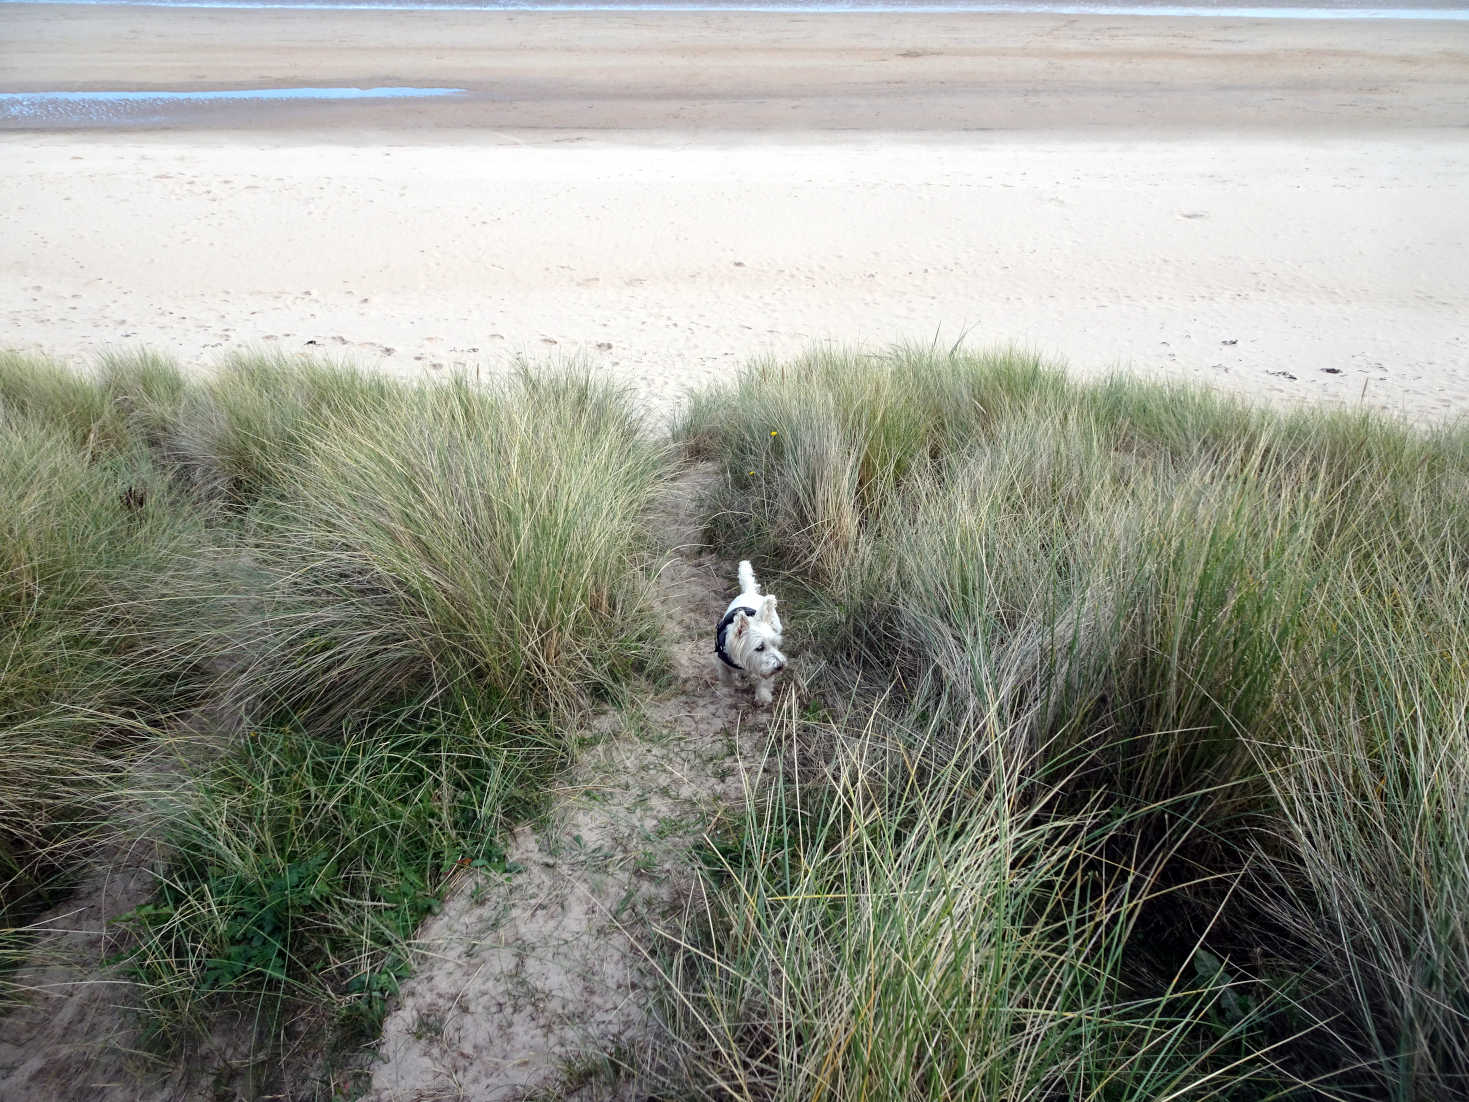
770 430 778 437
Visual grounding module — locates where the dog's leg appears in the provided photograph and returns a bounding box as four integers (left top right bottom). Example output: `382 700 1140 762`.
755 678 774 705
717 660 736 688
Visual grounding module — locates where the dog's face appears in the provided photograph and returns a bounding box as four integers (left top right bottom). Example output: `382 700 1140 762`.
728 597 786 679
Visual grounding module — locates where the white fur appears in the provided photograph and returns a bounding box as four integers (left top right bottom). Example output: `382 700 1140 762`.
717 560 787 705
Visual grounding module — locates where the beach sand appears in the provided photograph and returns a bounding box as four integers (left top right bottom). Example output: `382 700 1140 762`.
3 7 1468 424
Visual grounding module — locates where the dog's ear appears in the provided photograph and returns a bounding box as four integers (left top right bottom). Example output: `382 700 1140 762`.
759 595 778 621
732 612 750 639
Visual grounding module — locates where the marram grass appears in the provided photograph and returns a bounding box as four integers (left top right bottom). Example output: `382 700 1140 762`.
223 366 668 724
0 352 668 1090
651 705 1302 1101
5 344 1467 1099
672 344 1469 1099
0 385 207 929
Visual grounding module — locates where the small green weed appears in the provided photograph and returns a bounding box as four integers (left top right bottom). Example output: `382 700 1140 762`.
117 708 546 1050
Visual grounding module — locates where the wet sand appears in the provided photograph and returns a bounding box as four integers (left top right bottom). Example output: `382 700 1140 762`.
4 6 1468 132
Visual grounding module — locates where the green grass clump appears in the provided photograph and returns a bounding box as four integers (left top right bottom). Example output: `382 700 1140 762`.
0 353 669 1087
0 378 205 931
158 353 399 506
120 707 535 1074
656 708 1294 1100
184 367 668 729
672 345 1469 1098
0 349 190 457
678 346 1068 583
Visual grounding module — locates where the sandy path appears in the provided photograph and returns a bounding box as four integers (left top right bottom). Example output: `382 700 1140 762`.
365 465 769 1102
3 132 1468 424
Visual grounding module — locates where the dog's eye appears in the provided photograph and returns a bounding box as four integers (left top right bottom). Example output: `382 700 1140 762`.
755 644 766 652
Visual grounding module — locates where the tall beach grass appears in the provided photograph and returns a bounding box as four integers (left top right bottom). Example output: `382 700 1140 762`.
654 705 1301 1100
5 343 1466 1097
1 352 668 1087
668 346 1469 1099
1 353 208 930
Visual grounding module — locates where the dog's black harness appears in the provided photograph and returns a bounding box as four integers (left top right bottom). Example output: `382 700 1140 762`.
715 606 758 670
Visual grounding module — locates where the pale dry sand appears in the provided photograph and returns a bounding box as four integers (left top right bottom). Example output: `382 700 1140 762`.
5 133 1468 424
2 7 1468 425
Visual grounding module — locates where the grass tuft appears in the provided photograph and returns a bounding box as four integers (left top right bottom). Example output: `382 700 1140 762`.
670 345 1469 1099
653 705 1303 1100
1 353 668 1089
1 382 205 930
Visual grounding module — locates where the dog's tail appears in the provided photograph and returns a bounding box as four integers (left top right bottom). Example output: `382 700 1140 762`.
738 560 759 594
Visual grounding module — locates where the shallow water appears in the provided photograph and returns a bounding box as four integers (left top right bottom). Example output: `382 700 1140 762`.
0 87 467 126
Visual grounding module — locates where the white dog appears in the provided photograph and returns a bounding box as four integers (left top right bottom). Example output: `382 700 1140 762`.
714 560 787 705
